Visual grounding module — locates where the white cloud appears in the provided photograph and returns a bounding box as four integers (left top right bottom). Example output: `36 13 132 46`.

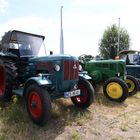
73 0 137 7
1 0 140 57
63 0 140 55
0 0 8 13
0 16 60 54
0 16 59 34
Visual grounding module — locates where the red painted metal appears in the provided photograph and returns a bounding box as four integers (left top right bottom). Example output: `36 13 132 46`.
72 82 88 104
28 91 42 119
0 65 6 96
36 61 53 72
70 61 74 80
64 61 69 80
64 60 79 80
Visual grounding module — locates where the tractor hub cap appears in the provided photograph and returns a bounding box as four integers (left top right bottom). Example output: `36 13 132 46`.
28 91 42 118
106 82 123 99
125 79 135 93
31 101 38 108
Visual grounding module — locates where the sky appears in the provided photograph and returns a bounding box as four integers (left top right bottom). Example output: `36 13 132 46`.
0 0 140 57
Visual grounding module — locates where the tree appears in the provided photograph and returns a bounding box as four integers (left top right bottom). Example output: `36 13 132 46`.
99 24 130 59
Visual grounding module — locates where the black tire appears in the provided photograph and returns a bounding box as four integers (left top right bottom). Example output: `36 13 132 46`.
125 75 139 96
138 79 140 91
0 58 17 100
71 79 94 109
25 84 52 126
103 77 128 102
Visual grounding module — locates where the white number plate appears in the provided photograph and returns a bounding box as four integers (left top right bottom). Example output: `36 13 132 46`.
64 89 80 98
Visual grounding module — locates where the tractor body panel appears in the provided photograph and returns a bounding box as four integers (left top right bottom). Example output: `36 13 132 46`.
126 65 140 79
83 59 126 83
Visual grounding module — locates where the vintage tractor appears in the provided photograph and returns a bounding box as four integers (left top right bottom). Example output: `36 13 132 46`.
119 50 140 94
79 54 130 102
0 30 94 126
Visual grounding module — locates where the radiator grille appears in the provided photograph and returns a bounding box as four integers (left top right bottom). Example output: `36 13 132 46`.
64 61 79 80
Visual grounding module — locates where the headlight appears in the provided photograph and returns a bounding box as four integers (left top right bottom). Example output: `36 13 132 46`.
54 64 60 71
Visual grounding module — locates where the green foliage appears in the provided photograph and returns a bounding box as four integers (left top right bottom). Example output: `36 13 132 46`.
99 24 130 59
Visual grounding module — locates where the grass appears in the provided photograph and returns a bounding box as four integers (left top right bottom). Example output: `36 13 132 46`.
0 92 139 140
0 97 92 140
120 126 128 132
0 97 27 124
90 127 101 136
70 131 81 140
111 136 125 140
52 99 92 126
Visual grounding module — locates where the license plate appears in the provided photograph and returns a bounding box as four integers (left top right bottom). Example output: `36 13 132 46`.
64 89 80 98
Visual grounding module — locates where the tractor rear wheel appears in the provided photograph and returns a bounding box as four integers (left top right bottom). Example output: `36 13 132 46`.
71 79 94 109
0 58 16 100
25 84 52 126
125 75 139 96
103 77 128 102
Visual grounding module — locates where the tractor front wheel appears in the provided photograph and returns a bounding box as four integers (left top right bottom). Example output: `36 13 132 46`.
71 79 94 109
103 77 128 102
25 84 52 126
125 75 139 96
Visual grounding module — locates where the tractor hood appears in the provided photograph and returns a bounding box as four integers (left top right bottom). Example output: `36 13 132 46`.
29 54 78 62
28 54 79 76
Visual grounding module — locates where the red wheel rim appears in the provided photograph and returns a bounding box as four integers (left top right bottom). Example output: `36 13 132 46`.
28 91 42 119
72 82 89 104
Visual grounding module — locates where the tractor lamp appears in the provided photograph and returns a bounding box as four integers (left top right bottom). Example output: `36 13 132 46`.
37 73 42 77
54 64 60 71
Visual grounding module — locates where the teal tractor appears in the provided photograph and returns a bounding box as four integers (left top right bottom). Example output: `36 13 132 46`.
79 54 139 102
119 50 140 93
0 30 94 126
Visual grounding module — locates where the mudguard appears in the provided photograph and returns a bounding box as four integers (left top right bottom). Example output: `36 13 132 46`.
79 71 92 80
23 76 52 96
25 76 52 86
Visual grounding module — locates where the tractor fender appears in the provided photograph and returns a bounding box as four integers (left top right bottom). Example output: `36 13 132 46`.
23 77 52 96
79 71 92 80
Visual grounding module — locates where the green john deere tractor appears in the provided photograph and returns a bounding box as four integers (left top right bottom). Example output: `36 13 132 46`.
0 30 94 126
79 54 138 102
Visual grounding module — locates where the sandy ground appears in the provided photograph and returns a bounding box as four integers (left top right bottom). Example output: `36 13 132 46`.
54 92 140 140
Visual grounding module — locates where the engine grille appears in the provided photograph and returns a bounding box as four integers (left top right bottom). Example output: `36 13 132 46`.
64 60 79 80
